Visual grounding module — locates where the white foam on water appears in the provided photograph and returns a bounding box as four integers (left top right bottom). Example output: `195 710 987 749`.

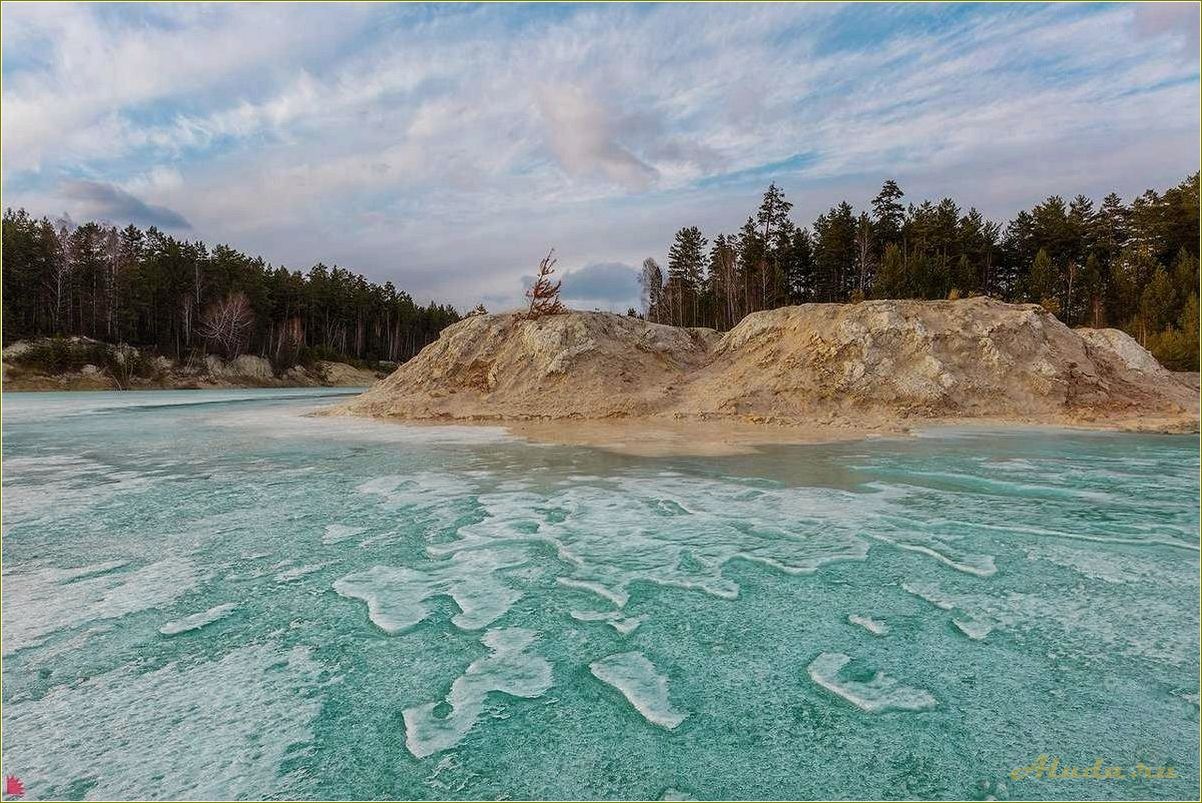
1 558 202 655
322 524 367 545
403 627 553 758
806 652 936 713
0 642 322 800
590 651 687 729
159 603 238 635
333 547 529 633
848 614 889 636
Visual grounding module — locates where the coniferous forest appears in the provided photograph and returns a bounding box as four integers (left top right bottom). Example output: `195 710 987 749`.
643 173 1199 370
1 211 460 367
3 172 1198 373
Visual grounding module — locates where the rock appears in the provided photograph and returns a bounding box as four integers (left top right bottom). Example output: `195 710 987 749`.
205 354 274 380
229 355 274 379
80 364 101 376
337 299 1197 432
2 342 32 359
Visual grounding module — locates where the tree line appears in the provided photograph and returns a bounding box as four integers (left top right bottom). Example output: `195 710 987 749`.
642 173 1199 369
1 210 460 366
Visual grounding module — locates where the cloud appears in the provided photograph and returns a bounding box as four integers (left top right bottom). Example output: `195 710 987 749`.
61 181 191 229
558 261 641 309
538 84 659 190
0 3 1197 310
1132 2 1200 53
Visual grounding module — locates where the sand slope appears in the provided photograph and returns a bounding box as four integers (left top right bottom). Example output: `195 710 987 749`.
337 298 1198 440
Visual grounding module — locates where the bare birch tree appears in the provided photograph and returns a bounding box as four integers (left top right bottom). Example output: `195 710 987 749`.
199 292 255 357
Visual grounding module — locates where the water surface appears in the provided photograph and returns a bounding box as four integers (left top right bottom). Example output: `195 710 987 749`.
2 389 1198 800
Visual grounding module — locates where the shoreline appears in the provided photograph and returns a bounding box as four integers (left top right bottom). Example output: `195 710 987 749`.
0 377 375 393
323 409 1200 457
1 361 386 393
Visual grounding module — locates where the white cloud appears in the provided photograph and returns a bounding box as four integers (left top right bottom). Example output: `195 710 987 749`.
2 2 1197 309
537 84 658 190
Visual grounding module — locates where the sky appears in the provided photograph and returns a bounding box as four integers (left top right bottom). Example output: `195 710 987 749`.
2 1 1199 312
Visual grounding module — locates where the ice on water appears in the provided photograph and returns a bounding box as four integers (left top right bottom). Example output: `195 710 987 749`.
1 389 1198 800
1 643 322 800
159 603 238 635
847 614 889 636
2 558 202 654
334 547 530 633
403 627 553 758
590 651 687 729
806 652 936 713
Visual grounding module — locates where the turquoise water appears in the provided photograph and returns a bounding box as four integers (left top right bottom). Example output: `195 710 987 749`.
1 388 1198 801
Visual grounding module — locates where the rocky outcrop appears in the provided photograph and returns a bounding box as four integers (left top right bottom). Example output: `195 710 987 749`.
336 299 1198 432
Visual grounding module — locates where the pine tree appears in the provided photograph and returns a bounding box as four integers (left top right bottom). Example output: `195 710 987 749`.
667 226 707 326
1029 248 1060 312
873 244 908 299
1139 266 1176 342
736 217 765 315
951 254 975 298
754 184 793 309
1149 292 1200 370
871 180 905 251
782 227 814 303
1080 253 1105 327
812 203 856 301
1109 245 1159 328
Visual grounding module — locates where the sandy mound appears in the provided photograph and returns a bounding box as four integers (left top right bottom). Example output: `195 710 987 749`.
342 311 717 420
336 298 1197 434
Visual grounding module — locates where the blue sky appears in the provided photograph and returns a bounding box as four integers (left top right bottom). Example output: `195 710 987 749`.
2 1 1198 311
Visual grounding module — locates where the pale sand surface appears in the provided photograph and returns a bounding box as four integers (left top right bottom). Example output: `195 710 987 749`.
363 411 1196 457
327 301 1199 454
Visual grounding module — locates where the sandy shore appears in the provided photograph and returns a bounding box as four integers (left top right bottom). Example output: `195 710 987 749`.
352 410 1198 457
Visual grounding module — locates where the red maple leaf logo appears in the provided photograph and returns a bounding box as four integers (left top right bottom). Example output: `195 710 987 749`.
4 776 24 799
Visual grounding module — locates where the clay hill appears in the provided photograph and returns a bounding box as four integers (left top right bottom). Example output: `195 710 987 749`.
334 297 1198 436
